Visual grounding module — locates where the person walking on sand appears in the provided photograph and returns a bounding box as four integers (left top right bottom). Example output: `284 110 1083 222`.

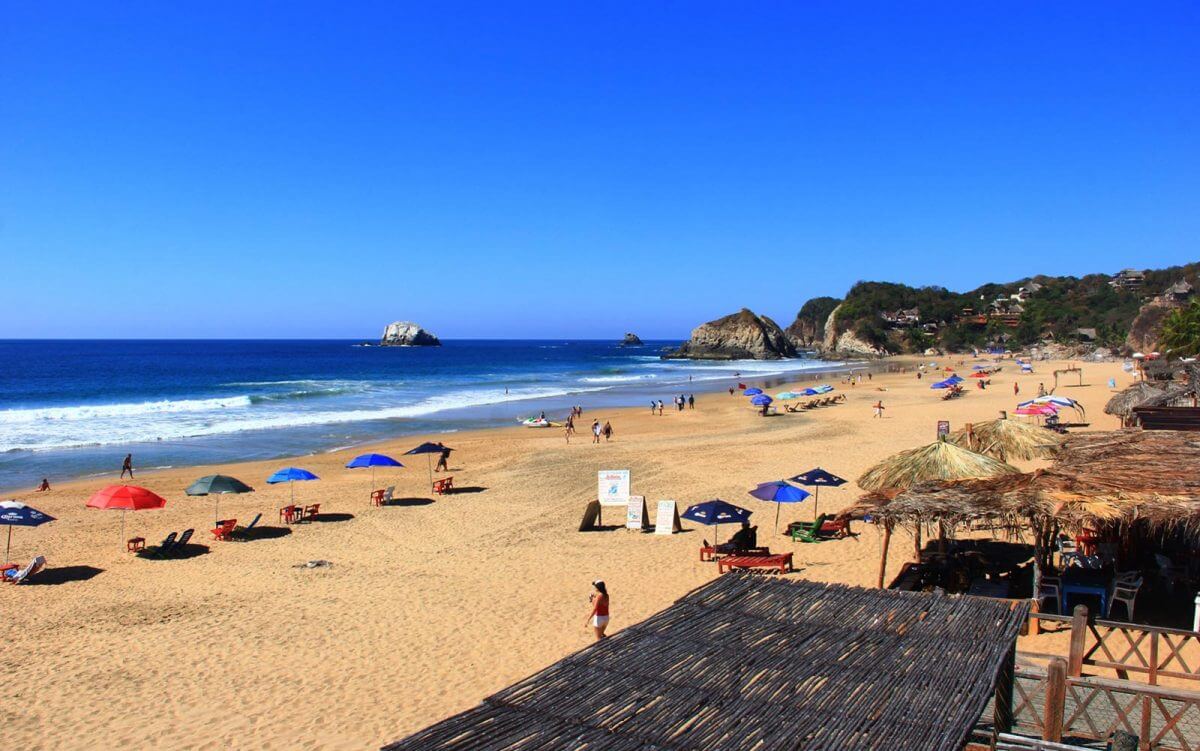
591 420 601 444
650 400 657 414
1014 382 1019 396
657 400 664 416
435 442 452 472
729 386 735 396
588 580 610 640
873 400 884 418
688 394 695 410
1037 383 1046 397
602 421 613 442
120 453 134 479
565 424 572 444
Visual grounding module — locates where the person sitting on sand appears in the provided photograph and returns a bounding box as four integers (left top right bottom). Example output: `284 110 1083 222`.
36 478 50 492
588 580 610 640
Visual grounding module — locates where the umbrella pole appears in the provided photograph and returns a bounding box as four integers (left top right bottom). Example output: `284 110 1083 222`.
5 525 10 562
121 509 126 545
774 502 780 534
215 497 220 525
814 486 820 522
427 455 433 491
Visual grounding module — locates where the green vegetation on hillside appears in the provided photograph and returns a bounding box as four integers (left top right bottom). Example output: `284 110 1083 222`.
795 262 1200 354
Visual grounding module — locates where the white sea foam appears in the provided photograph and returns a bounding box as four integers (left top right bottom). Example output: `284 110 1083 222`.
0 385 607 452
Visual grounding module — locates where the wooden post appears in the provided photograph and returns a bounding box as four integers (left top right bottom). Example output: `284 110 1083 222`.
1042 657 1067 741
993 643 1016 735
877 523 892 589
913 521 923 561
1067 604 1088 677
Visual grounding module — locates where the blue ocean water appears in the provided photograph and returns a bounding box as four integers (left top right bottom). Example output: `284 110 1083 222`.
0 340 852 492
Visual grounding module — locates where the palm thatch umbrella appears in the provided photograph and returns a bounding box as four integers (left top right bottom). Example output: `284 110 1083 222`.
857 439 1020 493
1104 381 1193 426
947 418 1065 462
857 439 1020 585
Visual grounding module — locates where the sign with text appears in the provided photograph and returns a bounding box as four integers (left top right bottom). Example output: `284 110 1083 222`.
626 496 649 530
598 469 630 507
654 500 682 535
937 420 950 438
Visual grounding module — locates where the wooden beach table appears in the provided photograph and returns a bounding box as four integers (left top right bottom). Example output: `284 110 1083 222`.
718 552 793 574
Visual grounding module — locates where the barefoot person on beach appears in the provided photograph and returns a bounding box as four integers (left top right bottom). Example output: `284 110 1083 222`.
588 580 610 640
591 420 601 444
602 421 613 442
120 453 134 479
435 443 452 472
873 400 885 418
36 478 50 492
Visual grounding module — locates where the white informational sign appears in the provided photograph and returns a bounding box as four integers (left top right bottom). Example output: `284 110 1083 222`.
626 496 648 530
655 500 681 535
598 469 631 507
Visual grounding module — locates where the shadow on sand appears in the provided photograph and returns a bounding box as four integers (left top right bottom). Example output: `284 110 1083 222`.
447 486 487 495
137 544 211 560
238 526 292 541
311 513 355 523
26 565 105 585
386 497 435 507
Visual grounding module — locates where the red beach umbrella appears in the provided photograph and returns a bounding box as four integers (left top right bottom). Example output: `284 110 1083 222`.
87 485 167 545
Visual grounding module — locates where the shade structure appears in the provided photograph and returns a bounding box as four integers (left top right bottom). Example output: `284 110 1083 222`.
775 392 798 399
802 388 820 396
266 467 319 505
682 499 751 545
749 480 811 532
743 388 763 396
346 453 404 500
404 442 452 490
947 418 1064 462
185 474 255 523
750 394 773 406
0 500 55 562
946 375 964 384
856 440 1020 493
1014 405 1056 417
86 485 167 544
790 468 848 522
969 372 988 378
931 381 951 389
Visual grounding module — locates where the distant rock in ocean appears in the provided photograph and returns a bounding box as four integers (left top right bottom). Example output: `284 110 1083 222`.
381 321 441 347
663 308 796 360
619 333 643 347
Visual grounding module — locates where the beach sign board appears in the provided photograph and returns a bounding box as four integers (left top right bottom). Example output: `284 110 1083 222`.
626 496 650 531
654 500 682 535
598 470 630 507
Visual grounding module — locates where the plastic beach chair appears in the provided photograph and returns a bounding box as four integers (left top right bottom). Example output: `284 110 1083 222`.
6 556 46 584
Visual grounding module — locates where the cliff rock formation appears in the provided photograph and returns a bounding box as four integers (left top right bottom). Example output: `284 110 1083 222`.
620 333 644 346
1126 301 1172 354
821 304 888 357
665 309 796 360
381 321 441 346
786 296 841 348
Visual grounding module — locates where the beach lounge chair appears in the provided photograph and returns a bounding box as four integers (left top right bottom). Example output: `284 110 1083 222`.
171 528 194 556
817 518 851 539
433 477 454 495
211 519 238 541
3 556 46 584
146 531 178 557
787 514 828 542
718 552 792 575
232 513 262 540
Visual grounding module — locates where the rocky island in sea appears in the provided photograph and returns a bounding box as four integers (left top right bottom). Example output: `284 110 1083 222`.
663 308 796 360
619 333 643 347
381 321 441 346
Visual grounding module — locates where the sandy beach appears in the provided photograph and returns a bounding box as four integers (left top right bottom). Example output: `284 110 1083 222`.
1 357 1128 750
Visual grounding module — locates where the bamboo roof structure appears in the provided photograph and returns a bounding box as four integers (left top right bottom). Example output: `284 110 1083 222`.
1104 381 1192 419
947 418 1065 462
384 575 1029 751
853 430 1200 534
856 439 1020 493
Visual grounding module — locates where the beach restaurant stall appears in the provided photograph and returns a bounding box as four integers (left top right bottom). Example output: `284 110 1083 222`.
852 430 1200 628
383 576 1029 751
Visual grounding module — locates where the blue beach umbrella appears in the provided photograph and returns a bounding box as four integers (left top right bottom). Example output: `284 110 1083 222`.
802 388 819 396
789 468 847 522
346 453 405 499
0 500 54 562
743 388 763 396
267 467 319 505
930 380 951 389
405 442 453 488
947 374 964 384
748 480 810 532
750 394 773 406
682 499 752 545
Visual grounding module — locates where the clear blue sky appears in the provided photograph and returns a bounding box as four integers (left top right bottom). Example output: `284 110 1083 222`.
2 2 1197 339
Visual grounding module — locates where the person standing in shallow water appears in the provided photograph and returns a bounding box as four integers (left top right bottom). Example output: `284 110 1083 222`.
588 580 610 640
120 453 134 479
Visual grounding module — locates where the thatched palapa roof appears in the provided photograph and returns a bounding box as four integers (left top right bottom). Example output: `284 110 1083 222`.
856 439 1020 493
855 430 1200 534
947 418 1064 462
1104 381 1193 418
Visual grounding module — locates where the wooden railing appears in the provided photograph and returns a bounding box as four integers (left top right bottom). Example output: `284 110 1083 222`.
1029 607 1200 686
1006 659 1200 750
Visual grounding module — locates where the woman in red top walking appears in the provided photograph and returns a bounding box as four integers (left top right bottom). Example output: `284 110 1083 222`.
587 580 610 640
